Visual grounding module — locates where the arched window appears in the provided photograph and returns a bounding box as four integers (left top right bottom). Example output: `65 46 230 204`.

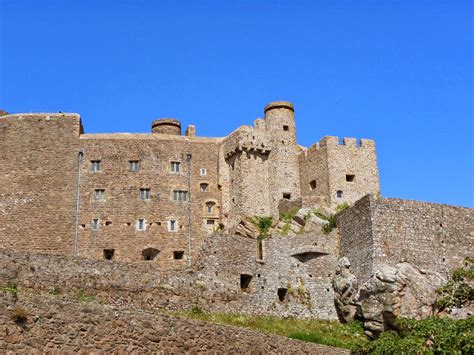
142 248 159 261
206 201 216 214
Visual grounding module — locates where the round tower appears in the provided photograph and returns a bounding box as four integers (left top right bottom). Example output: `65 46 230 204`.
263 101 300 217
264 101 296 144
151 118 181 135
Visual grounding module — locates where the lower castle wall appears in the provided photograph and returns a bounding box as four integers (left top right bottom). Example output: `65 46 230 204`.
338 195 474 284
0 293 345 354
195 231 340 320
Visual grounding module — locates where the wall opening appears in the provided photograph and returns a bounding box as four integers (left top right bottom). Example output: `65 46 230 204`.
257 240 264 260
277 288 288 302
142 248 159 261
309 180 317 190
283 125 289 131
283 193 291 200
200 183 208 192
240 274 253 292
336 190 343 198
173 251 184 260
103 249 115 260
346 174 355 182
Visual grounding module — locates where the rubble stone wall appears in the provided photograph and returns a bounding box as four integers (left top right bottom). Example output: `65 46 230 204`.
338 195 474 283
0 292 347 354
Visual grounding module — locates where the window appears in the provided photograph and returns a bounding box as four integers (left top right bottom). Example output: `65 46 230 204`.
103 249 115 260
206 219 215 225
142 248 159 261
200 183 208 192
206 201 216 214
168 220 177 232
90 160 101 172
137 218 146 231
283 193 291 200
129 160 140 171
257 239 264 260
240 274 252 292
309 180 317 190
346 174 355 182
173 251 184 260
170 161 180 173
336 190 343 198
94 189 105 201
140 188 151 200
277 288 288 302
283 125 289 131
173 190 188 202
200 168 207 176
91 218 100 230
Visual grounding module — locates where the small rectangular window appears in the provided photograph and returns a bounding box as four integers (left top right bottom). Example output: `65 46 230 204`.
140 188 151 200
169 220 177 232
90 160 101 172
336 190 343 198
200 183 208 192
173 251 184 260
206 219 215 225
129 160 140 171
200 168 207 176
91 218 100 230
173 190 188 202
346 174 355 182
309 180 317 190
283 125 289 131
94 189 105 201
137 218 146 231
283 193 291 200
170 161 181 173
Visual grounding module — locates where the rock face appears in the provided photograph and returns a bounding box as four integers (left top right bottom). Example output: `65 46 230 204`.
332 257 358 323
355 262 445 338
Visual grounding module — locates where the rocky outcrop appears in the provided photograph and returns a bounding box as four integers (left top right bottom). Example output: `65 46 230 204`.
332 257 358 323
355 262 445 338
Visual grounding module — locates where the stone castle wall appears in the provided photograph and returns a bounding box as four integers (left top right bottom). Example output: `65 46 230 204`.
0 114 82 254
76 134 221 268
338 195 474 284
0 101 381 265
299 136 380 209
1 293 346 354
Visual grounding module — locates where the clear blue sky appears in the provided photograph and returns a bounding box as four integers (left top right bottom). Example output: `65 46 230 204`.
1 0 473 207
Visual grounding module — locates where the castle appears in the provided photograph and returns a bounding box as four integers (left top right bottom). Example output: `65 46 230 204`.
0 101 380 266
0 102 473 349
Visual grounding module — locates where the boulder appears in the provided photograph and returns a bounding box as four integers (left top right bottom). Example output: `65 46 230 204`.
355 262 446 338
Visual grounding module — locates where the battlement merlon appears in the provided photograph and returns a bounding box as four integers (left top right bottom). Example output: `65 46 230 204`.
222 126 273 159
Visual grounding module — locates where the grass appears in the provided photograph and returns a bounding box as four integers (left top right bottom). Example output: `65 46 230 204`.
183 311 368 350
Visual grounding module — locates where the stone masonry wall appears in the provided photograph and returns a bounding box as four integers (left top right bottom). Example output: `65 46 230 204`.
195 230 340 320
0 114 81 254
1 292 346 354
77 134 221 267
338 195 474 284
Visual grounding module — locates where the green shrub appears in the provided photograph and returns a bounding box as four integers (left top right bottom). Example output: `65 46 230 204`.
353 317 474 354
435 257 474 311
280 208 299 222
77 288 95 302
1 282 18 294
252 216 273 239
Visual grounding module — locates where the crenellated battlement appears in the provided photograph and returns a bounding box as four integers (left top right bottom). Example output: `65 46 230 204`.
222 126 272 159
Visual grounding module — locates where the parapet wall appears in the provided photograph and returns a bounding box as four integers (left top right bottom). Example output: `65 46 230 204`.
338 195 474 284
299 136 380 208
1 292 345 353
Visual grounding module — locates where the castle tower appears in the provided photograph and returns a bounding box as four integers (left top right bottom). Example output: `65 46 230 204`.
264 101 301 217
151 118 181 135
